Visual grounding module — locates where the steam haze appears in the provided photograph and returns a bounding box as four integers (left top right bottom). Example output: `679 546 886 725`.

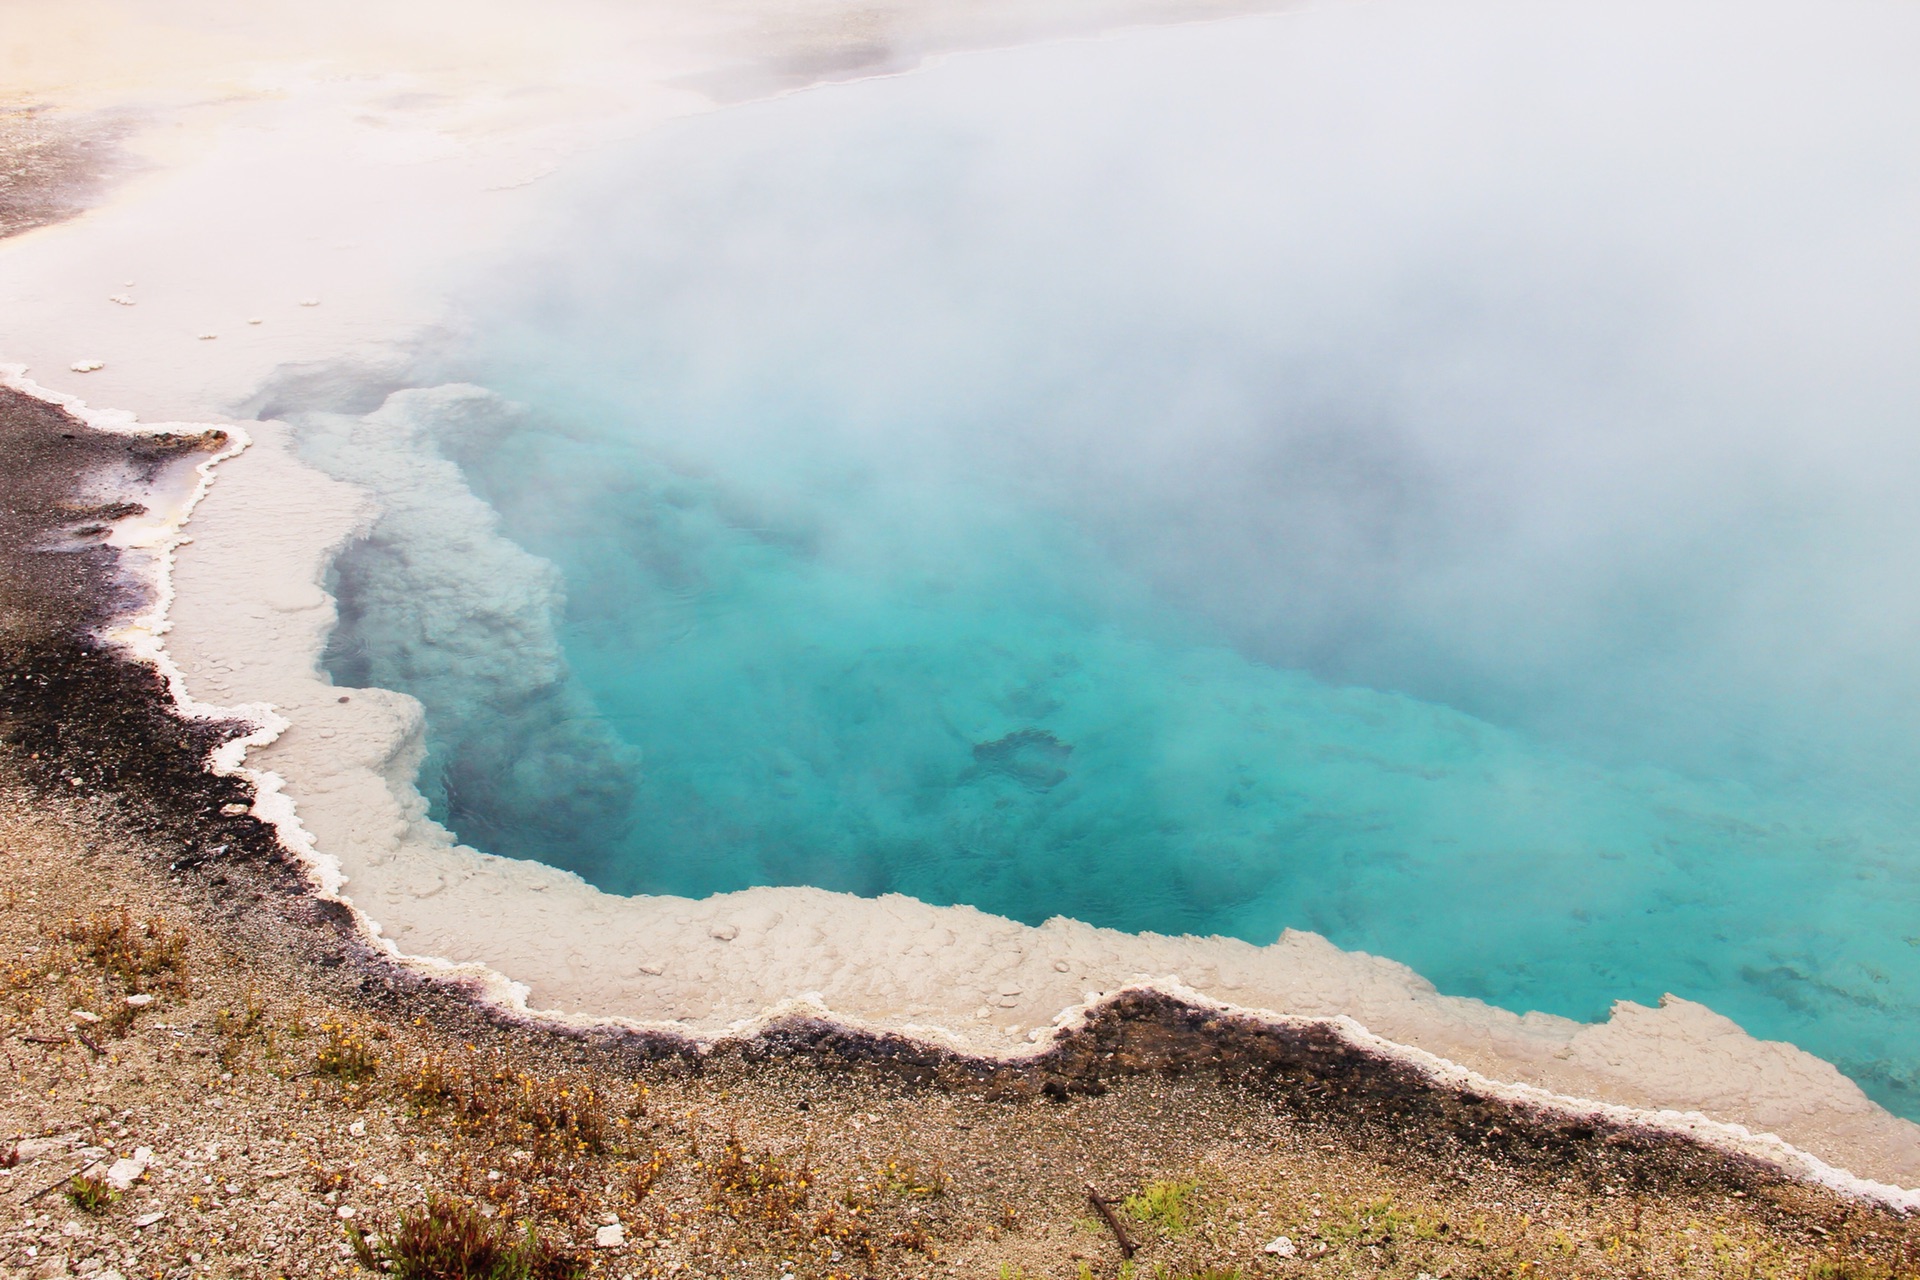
312 0 1920 1111
485 0 1920 791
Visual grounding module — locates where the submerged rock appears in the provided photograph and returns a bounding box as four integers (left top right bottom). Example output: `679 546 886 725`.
967 728 1073 791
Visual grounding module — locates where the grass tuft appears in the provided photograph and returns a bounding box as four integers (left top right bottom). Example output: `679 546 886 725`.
1809 1261 1901 1280
66 1171 118 1213
1323 1196 1449 1246
1122 1178 1199 1237
399 1053 633 1160
878 1157 948 1198
53 908 189 996
708 1136 813 1224
348 1195 582 1280
316 1021 380 1082
629 1147 672 1201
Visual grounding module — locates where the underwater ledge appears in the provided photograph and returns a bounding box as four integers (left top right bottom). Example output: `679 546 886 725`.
4 373 1914 1200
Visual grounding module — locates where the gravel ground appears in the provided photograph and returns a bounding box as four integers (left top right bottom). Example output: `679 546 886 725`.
0 103 126 240
2 780 1916 1280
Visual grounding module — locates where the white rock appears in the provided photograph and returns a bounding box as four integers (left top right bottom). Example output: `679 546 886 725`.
248 317 264 325
124 994 154 1007
198 333 219 341
348 1121 366 1137
337 1205 356 1219
299 297 321 306
594 1224 625 1248
71 1010 101 1024
1262 1236 1298 1258
70 360 105 373
134 1211 167 1229
105 1154 149 1191
108 294 135 306
709 923 739 941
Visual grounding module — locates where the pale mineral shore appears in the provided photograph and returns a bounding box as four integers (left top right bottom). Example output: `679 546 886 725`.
4 0 1917 1207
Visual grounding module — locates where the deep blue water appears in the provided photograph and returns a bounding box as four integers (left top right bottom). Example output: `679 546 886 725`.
313 3 1920 1114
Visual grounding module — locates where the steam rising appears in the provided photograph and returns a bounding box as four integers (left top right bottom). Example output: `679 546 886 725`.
315 0 1920 1112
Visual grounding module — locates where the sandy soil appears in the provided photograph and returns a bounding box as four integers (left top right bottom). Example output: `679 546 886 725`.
1 0 1916 1252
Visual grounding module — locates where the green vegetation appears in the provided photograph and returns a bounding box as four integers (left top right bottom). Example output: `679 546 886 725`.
878 1157 948 1198
1321 1196 1451 1246
347 1195 582 1280
65 1172 118 1213
397 1050 629 1159
315 1021 381 1082
1123 1179 1200 1237
53 909 190 995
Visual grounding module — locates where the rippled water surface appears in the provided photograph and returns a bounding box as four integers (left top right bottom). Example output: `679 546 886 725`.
310 1 1920 1113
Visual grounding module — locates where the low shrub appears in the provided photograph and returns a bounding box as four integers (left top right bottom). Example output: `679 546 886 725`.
348 1195 582 1280
66 1172 118 1213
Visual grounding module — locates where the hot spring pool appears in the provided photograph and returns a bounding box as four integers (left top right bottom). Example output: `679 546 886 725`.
298 1 1920 1114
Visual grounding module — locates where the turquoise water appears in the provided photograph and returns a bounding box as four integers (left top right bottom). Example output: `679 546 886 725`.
316 3 1920 1113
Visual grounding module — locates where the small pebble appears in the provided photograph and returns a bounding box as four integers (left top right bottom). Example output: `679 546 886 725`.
108 294 135 306
595 1223 626 1248
70 360 105 373
125 993 154 1007
1263 1236 1298 1258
